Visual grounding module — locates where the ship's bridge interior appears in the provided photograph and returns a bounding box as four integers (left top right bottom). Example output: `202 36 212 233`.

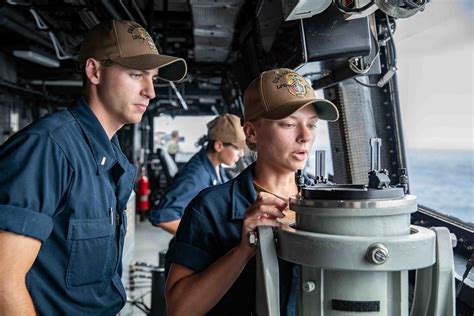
0 0 472 315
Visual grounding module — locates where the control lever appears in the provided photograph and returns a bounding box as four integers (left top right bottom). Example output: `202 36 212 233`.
295 169 305 196
368 138 391 189
397 168 410 194
370 138 382 171
315 150 327 184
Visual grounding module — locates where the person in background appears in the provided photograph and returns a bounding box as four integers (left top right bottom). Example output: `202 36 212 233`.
0 20 186 315
150 114 246 235
165 68 339 315
165 130 181 161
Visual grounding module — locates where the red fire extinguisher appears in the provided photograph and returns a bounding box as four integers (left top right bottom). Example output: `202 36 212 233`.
136 166 150 214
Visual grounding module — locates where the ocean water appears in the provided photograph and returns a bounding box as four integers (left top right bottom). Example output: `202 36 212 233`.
407 149 474 225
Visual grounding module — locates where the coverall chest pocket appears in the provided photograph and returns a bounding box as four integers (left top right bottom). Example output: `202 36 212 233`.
66 218 115 289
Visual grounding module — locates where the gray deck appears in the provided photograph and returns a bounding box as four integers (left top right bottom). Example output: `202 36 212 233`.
123 218 173 315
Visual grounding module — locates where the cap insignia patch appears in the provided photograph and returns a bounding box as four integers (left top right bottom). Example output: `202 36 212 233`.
138 27 158 53
285 73 307 97
127 22 158 53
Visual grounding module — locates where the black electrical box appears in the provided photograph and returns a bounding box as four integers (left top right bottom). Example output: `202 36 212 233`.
301 5 371 62
272 4 373 86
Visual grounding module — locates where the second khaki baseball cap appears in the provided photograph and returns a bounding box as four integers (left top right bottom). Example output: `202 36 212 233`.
243 68 339 121
207 114 246 149
79 20 187 82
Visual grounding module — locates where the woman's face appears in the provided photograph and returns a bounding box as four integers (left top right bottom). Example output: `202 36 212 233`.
246 105 318 174
217 143 244 166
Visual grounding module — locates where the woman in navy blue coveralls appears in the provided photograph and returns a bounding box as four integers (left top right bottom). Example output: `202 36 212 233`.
150 114 246 235
165 68 339 315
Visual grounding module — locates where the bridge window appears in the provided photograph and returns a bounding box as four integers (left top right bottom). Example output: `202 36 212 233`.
396 0 473 224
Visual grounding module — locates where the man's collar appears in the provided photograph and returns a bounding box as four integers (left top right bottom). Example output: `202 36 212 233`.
69 97 119 174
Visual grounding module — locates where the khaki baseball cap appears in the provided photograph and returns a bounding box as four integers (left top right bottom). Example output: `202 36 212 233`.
79 20 187 82
207 114 246 149
243 68 339 121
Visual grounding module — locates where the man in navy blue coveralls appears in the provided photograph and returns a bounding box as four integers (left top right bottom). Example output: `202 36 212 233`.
151 147 229 228
165 68 339 315
0 20 186 315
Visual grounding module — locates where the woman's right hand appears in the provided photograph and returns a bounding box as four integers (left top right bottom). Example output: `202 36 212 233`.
238 191 287 258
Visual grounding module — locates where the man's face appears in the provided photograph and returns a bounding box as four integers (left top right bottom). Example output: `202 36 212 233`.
252 105 318 173
96 62 158 127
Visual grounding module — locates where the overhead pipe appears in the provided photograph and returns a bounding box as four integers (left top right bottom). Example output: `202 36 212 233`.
78 10 100 29
29 80 82 87
28 8 74 60
0 79 47 97
0 6 52 48
130 0 147 26
169 82 188 111
119 0 136 21
0 15 53 49
101 0 122 20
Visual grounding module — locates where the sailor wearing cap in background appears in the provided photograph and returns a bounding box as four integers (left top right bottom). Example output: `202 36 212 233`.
0 20 186 315
165 68 339 315
150 114 246 236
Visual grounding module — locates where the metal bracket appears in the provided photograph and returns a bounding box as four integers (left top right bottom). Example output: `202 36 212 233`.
256 226 280 316
410 226 456 316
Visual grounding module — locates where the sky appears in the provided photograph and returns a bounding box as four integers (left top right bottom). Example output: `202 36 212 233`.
395 0 473 150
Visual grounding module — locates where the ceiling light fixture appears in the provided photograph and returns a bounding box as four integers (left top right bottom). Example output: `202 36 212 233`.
13 50 60 68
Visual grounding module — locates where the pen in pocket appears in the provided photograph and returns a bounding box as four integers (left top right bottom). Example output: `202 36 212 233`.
109 207 114 225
